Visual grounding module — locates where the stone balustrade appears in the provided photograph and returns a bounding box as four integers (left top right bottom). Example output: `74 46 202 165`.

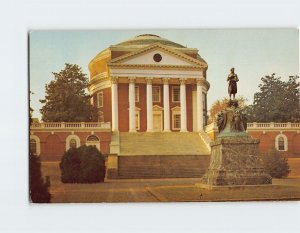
30 122 111 130
205 122 300 133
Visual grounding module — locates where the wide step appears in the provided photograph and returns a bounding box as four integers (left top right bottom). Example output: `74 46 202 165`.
117 155 210 179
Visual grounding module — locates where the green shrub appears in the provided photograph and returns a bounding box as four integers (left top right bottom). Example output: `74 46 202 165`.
261 149 290 178
29 153 51 203
60 145 105 183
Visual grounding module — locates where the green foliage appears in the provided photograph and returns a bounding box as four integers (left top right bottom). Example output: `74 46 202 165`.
60 145 105 183
29 153 51 203
40 63 98 122
246 74 300 122
261 149 290 178
208 96 247 123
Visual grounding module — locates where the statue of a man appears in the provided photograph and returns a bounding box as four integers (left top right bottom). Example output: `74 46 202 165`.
227 68 239 99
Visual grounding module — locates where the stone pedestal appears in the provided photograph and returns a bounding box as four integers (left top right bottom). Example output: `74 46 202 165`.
200 136 272 187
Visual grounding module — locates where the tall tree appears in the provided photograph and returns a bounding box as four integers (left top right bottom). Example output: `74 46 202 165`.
40 63 97 122
208 96 247 123
246 74 300 122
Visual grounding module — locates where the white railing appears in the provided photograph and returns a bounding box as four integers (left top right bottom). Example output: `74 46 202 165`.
31 122 111 130
205 122 300 132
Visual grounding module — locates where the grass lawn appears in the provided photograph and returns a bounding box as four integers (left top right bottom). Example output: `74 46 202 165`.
41 161 300 203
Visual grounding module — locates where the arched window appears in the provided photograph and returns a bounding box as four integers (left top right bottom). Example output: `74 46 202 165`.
278 137 285 151
69 139 77 149
87 135 99 142
29 135 41 156
65 135 81 151
86 135 100 151
275 134 288 151
30 139 37 154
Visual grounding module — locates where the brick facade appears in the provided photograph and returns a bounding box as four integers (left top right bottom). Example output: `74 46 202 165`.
249 131 300 157
30 130 111 161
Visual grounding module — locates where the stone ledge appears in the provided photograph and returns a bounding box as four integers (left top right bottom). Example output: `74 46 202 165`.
195 183 274 190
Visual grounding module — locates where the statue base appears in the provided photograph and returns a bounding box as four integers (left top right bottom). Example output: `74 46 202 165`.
199 136 272 187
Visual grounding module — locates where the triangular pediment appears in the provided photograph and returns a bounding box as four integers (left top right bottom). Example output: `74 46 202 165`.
153 105 164 111
108 43 206 68
171 106 181 111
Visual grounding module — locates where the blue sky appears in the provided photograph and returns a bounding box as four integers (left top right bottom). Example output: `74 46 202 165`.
29 29 299 119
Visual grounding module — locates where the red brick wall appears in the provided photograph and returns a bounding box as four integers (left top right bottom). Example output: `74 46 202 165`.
94 87 112 123
136 84 147 131
32 131 111 161
248 131 300 157
292 134 300 157
186 84 193 132
118 83 129 132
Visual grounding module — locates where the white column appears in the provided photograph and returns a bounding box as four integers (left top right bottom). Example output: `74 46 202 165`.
111 77 119 131
163 78 170 132
180 78 187 132
196 79 204 131
128 77 136 132
146 78 153 132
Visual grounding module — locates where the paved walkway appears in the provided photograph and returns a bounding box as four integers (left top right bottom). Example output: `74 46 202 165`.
48 178 300 203
42 162 300 203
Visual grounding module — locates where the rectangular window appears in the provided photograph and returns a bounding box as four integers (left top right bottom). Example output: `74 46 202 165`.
135 86 139 102
97 91 103 108
172 86 180 102
152 86 161 102
173 113 181 130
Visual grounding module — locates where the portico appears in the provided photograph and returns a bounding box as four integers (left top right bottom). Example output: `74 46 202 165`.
108 75 209 133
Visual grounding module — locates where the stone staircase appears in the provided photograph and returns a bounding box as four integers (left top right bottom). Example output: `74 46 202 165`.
118 155 210 178
119 132 210 156
116 132 211 178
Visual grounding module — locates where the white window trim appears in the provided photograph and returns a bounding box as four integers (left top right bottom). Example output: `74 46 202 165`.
172 111 181 130
97 91 103 108
30 135 41 156
86 135 100 151
172 86 180 103
275 134 288 151
152 86 161 102
66 134 81 151
135 86 139 102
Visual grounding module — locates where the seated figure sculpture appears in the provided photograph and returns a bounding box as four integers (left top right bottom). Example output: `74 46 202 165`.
199 70 271 187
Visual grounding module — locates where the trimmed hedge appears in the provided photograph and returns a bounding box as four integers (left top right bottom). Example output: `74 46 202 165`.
261 149 290 178
60 145 105 183
29 152 51 203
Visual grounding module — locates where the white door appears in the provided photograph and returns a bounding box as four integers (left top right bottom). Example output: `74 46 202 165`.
153 113 162 132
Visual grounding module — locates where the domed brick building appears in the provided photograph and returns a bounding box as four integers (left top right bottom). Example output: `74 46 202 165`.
87 34 212 178
88 34 210 133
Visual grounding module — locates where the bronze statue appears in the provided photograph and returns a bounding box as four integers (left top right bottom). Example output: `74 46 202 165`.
216 100 248 135
227 68 239 99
